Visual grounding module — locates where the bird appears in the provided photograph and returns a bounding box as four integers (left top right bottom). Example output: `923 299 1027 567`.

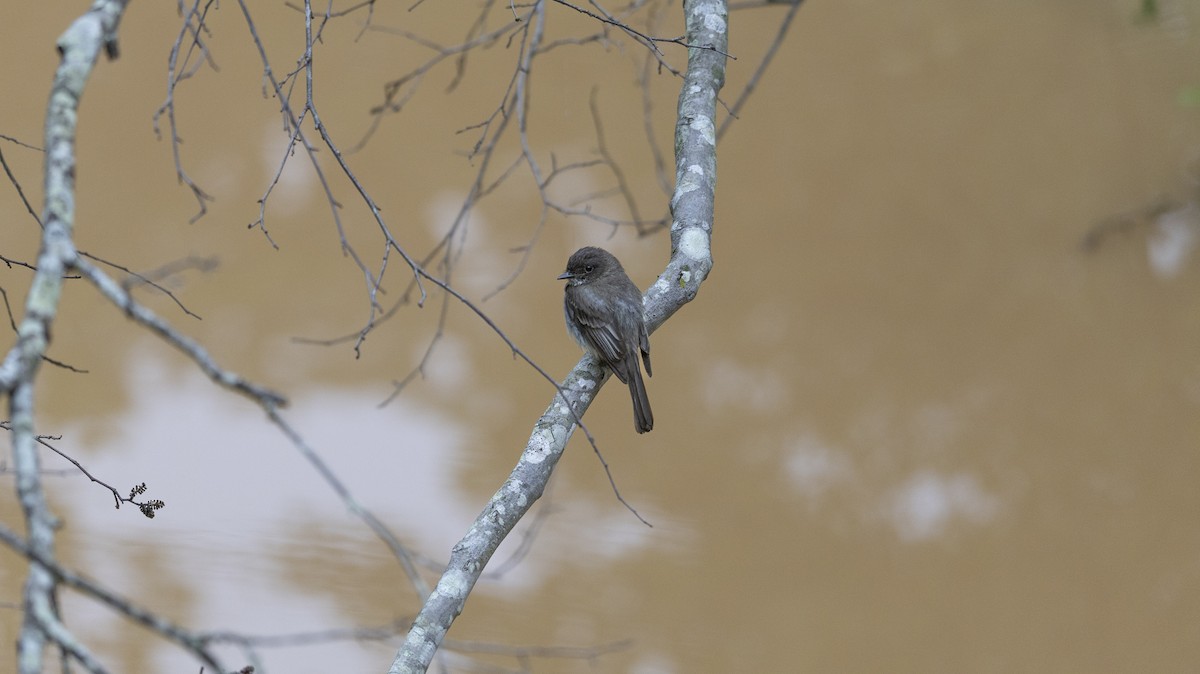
557 246 653 433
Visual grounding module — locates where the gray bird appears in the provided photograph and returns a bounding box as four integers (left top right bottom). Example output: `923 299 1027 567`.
557 247 653 433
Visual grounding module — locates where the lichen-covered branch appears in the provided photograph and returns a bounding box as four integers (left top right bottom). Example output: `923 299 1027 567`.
387 0 725 671
0 3 129 673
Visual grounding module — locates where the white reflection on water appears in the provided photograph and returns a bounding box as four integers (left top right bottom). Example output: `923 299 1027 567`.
700 358 790 415
47 346 667 671
784 433 855 504
783 430 1004 542
1147 202 1200 279
52 350 472 672
883 470 1001 542
631 652 678 674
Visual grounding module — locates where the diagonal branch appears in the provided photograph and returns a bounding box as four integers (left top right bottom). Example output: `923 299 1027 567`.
388 0 724 670
73 256 288 408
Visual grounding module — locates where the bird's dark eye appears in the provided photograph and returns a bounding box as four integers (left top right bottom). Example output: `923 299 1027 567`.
585 265 594 273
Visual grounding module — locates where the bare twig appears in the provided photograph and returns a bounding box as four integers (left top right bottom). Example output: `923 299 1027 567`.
717 0 804 139
79 251 215 320
73 256 289 408
0 142 44 228
0 134 44 152
152 0 219 222
263 405 431 599
0 422 164 515
236 0 427 345
353 11 527 151
639 5 674 197
590 87 645 231
550 0 732 68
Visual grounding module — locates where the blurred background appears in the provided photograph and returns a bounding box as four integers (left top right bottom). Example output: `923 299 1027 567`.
3 1 1200 672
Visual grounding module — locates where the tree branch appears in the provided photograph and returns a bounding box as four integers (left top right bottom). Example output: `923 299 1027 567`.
0 3 130 672
388 0 724 670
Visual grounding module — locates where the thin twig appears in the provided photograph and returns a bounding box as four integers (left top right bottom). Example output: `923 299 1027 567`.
78 252 214 320
73 256 289 408
0 143 44 228
717 0 804 139
152 0 219 222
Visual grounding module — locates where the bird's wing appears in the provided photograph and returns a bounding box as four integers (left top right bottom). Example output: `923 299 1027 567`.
639 324 652 378
569 301 630 383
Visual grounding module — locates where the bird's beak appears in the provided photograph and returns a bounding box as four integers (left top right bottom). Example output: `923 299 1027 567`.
556 271 575 281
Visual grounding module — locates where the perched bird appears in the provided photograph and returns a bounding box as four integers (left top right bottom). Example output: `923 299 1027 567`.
557 246 653 433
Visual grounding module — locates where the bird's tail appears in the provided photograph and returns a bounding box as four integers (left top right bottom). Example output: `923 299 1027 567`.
628 366 653 434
